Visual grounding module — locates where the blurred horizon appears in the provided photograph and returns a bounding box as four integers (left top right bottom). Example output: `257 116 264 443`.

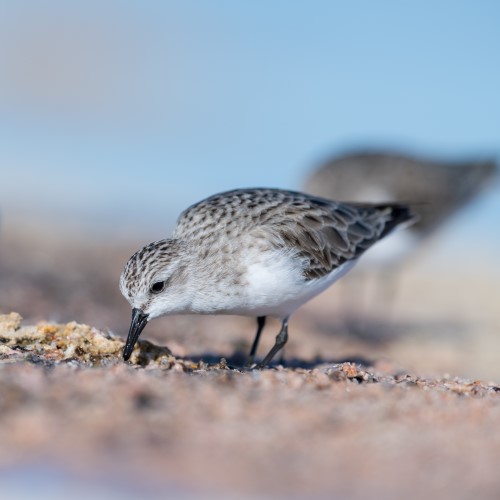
0 1 499 254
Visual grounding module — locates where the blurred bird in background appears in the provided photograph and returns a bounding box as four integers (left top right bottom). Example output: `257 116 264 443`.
303 150 498 332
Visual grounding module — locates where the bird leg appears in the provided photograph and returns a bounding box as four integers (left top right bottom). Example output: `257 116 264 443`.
246 316 266 366
256 317 289 368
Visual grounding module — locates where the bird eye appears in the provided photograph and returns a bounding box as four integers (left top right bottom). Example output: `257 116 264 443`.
150 281 165 294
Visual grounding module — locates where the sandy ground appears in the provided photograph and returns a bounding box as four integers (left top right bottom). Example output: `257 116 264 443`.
1 312 500 500
1 225 500 499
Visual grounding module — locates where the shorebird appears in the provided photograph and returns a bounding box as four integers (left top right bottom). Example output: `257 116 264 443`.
119 188 416 367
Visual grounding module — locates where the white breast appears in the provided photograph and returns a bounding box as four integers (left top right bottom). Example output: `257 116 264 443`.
226 247 358 319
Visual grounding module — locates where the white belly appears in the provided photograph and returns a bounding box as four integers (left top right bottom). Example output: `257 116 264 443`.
222 248 357 319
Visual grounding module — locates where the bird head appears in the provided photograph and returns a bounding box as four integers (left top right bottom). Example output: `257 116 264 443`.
119 238 189 360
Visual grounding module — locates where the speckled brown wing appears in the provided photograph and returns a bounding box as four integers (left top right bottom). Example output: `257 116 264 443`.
173 188 414 280
258 195 415 280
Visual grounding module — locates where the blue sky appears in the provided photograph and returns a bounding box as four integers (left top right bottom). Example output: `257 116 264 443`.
0 1 499 252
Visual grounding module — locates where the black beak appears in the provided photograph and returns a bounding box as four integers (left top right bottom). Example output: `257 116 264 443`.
123 308 149 361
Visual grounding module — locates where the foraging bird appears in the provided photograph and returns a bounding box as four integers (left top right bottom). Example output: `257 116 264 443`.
119 188 416 367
